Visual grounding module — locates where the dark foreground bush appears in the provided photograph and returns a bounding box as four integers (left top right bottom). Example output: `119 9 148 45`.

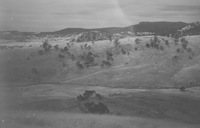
84 102 110 114
77 90 110 114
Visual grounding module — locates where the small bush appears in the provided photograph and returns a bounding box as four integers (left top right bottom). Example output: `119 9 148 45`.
187 48 192 53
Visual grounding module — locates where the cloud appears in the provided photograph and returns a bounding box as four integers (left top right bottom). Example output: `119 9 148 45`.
161 5 200 12
0 0 199 32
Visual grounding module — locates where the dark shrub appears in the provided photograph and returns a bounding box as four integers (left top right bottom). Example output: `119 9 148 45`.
83 101 110 114
114 38 120 47
146 43 150 48
95 93 102 100
76 61 84 69
58 54 65 58
63 46 68 52
160 46 164 50
189 56 193 60
54 45 59 50
187 48 192 53
176 48 181 53
181 38 189 49
42 39 52 52
165 40 169 47
31 68 38 74
121 48 126 54
38 50 45 55
179 87 186 92
135 38 142 44
83 90 96 98
100 60 111 68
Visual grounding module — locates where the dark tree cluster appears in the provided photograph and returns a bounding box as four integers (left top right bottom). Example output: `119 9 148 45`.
100 50 114 68
77 51 96 68
77 90 110 114
146 36 164 50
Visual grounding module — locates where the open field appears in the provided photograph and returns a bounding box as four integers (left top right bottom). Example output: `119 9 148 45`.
1 35 200 127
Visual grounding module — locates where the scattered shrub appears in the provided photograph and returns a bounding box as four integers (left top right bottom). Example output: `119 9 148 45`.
188 56 193 60
106 50 114 61
146 43 150 48
76 61 84 69
63 46 68 52
165 40 169 47
114 38 120 47
38 50 45 55
159 46 164 50
100 60 111 68
187 48 192 53
135 38 142 44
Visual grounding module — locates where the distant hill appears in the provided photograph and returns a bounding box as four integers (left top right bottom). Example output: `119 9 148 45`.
39 21 188 36
1 21 199 42
130 21 187 36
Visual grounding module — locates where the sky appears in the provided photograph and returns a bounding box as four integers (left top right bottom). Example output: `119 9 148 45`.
0 0 200 32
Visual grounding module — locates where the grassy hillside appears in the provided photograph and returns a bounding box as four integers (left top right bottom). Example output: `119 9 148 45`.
1 35 200 89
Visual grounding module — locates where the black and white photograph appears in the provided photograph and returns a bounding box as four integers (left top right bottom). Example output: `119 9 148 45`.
0 0 200 128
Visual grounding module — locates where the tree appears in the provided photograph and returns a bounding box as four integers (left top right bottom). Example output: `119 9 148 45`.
181 38 189 49
42 39 52 53
54 45 59 50
114 38 120 47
